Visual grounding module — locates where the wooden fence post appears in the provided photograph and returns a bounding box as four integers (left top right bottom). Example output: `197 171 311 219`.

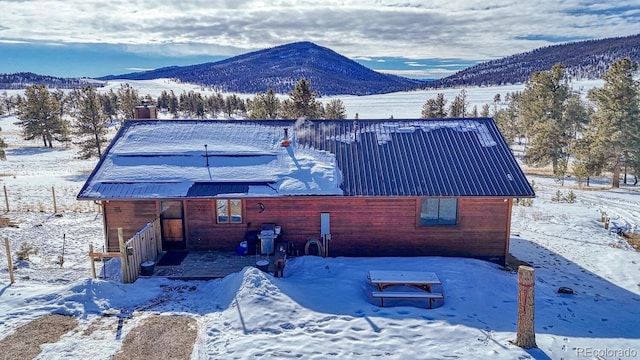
89 244 96 279
5 238 14 284
515 265 536 348
3 185 9 212
52 187 57 214
118 228 130 283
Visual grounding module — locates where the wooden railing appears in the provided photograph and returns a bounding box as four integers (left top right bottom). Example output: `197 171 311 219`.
119 218 162 283
90 218 162 283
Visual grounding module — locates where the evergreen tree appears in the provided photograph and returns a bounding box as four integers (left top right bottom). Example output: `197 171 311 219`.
116 83 140 120
167 91 179 117
517 63 577 177
421 93 447 118
448 89 469 118
99 90 118 120
249 89 281 119
0 91 7 115
579 58 640 188
192 92 206 118
223 94 245 117
480 103 490 117
324 99 347 119
157 90 170 111
284 78 322 118
72 86 110 159
470 105 478 118
0 127 6 160
53 89 68 118
16 84 67 148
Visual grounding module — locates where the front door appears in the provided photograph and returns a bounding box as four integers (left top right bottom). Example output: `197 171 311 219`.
160 200 185 250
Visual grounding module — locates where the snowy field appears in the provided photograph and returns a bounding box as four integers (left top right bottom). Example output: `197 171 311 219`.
1 80 639 359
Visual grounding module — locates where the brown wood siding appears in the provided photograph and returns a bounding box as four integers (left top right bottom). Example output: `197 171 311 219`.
184 199 249 250
239 197 510 261
104 200 157 252
102 197 511 262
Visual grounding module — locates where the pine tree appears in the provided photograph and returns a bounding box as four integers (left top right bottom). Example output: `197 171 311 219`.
480 103 490 117
421 93 447 118
16 84 67 148
518 63 578 178
168 91 179 117
249 89 281 119
0 92 6 116
157 90 170 111
72 86 110 159
116 83 140 120
0 126 7 160
99 90 118 120
448 89 469 118
579 58 640 188
284 78 322 118
494 104 521 145
324 99 347 119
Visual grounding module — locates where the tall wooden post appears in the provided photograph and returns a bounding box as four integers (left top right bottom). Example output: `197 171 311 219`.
5 238 14 284
515 265 536 348
89 244 96 279
3 185 9 212
52 187 58 214
118 228 130 283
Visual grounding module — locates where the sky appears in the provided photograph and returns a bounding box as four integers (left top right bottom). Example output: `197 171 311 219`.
1 1 639 79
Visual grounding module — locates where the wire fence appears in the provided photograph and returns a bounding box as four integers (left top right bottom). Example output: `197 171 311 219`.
2 184 99 213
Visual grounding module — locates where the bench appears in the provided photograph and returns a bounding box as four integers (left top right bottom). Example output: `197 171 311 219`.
371 291 444 308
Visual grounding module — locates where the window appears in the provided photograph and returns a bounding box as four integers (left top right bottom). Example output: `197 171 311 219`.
160 200 182 219
419 198 457 226
216 199 243 224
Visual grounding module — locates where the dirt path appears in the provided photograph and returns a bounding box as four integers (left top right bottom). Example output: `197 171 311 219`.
0 314 78 360
113 315 198 360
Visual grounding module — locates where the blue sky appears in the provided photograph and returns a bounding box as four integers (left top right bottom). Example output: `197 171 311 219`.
1 1 639 79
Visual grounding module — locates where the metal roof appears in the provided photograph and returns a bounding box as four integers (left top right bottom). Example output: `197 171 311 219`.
186 182 276 197
77 118 535 199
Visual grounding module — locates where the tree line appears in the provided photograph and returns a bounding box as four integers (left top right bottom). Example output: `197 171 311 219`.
2 59 638 190
421 58 640 188
0 78 347 160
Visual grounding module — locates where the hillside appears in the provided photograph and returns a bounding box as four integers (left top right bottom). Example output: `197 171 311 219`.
427 34 640 88
0 72 99 89
98 42 424 96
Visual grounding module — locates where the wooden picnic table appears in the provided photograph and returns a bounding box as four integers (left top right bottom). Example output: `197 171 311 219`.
367 270 444 308
367 270 442 292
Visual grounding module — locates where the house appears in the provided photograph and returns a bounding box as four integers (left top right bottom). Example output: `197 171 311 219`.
77 116 535 264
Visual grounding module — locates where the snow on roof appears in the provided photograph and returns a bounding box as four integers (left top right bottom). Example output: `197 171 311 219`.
78 118 535 199
78 120 343 199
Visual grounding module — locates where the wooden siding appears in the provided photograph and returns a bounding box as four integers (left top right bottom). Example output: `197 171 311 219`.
240 197 510 261
102 197 511 262
184 199 248 250
104 200 157 252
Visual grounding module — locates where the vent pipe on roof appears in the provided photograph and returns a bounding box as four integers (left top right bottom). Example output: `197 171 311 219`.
204 144 209 167
282 128 291 147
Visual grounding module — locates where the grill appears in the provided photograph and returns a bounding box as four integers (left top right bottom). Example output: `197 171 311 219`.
258 223 280 254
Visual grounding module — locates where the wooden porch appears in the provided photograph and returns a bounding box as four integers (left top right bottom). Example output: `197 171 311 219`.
149 251 279 280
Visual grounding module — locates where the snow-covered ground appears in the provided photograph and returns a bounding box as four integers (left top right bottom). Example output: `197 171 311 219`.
1 81 639 359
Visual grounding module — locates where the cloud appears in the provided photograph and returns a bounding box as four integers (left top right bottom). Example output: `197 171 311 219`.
125 67 156 72
0 0 637 63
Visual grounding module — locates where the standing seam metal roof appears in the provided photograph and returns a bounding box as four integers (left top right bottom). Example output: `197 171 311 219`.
77 118 535 199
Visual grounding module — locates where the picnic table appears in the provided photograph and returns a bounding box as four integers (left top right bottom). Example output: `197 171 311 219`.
367 270 444 308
